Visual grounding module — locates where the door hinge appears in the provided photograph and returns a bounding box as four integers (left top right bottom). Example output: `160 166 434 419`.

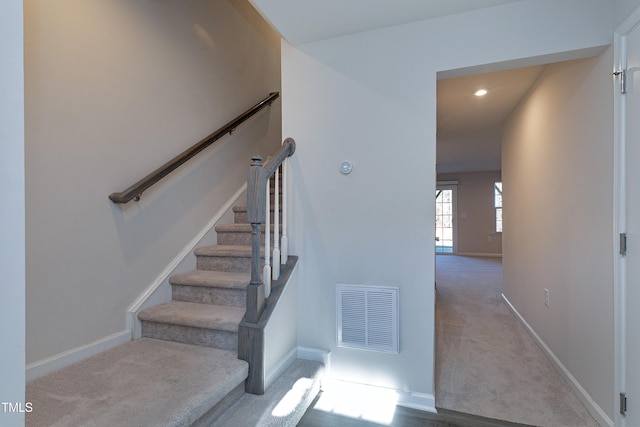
621 233 627 256
613 69 627 94
621 392 627 416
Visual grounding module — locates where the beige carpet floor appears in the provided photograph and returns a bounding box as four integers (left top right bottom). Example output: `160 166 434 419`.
26 338 248 427
435 255 599 427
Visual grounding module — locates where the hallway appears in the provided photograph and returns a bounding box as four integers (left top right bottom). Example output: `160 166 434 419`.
435 255 598 426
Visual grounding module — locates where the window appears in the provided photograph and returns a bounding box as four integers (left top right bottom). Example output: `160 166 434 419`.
435 187 455 253
494 182 503 233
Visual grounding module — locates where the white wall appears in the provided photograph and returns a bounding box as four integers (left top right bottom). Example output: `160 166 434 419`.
25 0 282 364
438 172 502 255
615 0 640 26
502 51 615 419
0 1 25 425
283 39 436 398
280 0 612 401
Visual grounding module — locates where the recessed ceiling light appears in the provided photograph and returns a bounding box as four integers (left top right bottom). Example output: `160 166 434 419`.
474 89 488 97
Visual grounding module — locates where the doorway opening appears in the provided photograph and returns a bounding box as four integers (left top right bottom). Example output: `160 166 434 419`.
434 52 611 426
434 63 542 423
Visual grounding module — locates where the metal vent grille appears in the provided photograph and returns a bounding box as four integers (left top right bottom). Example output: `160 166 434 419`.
337 284 399 353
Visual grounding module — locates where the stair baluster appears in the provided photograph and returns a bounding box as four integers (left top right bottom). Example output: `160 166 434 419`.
281 152 289 264
272 164 281 281
263 179 272 297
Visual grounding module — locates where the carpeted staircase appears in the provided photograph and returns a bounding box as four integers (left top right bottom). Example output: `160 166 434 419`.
26 183 323 427
137 185 280 351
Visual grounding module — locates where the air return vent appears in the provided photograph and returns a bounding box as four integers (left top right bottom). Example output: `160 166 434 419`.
336 284 399 353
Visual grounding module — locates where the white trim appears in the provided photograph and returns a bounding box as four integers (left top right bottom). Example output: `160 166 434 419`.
502 294 613 427
298 347 331 388
397 391 436 413
297 349 435 414
617 4 640 35
126 184 247 338
613 27 626 427
320 379 436 414
613 8 640 425
455 252 502 258
298 347 330 368
265 347 298 390
26 330 131 381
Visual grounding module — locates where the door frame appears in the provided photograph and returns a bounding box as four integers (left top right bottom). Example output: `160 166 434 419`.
614 6 640 426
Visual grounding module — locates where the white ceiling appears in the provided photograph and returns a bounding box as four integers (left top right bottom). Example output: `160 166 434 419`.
248 0 550 174
250 0 525 45
436 65 546 173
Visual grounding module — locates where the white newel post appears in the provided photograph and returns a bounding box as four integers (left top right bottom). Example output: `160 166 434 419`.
272 165 281 280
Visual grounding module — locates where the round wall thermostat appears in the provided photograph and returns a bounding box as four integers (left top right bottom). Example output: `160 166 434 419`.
340 161 353 175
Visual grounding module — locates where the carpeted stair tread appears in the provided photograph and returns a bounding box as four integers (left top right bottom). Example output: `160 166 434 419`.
170 270 250 289
26 338 248 427
138 301 244 331
212 359 325 427
195 244 264 258
232 205 282 213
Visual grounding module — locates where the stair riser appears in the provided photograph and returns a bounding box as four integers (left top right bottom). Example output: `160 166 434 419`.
192 383 246 427
141 321 238 351
197 256 264 273
233 211 282 224
216 232 274 246
172 285 246 307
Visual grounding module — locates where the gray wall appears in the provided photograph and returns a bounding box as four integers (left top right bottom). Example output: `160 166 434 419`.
0 1 25 424
438 171 502 255
502 50 615 418
25 0 282 364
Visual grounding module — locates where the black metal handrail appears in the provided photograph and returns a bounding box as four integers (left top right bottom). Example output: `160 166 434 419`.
108 92 280 204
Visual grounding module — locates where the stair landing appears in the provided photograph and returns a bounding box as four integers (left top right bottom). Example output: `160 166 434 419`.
26 338 248 427
212 359 325 427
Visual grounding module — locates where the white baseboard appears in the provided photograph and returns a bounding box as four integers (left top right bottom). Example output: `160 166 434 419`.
320 378 436 416
397 391 436 413
26 330 130 381
126 184 247 338
501 294 613 427
301 346 435 414
298 347 331 370
265 347 298 390
456 252 502 258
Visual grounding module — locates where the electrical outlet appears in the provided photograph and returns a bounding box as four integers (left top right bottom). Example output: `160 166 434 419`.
544 288 550 307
